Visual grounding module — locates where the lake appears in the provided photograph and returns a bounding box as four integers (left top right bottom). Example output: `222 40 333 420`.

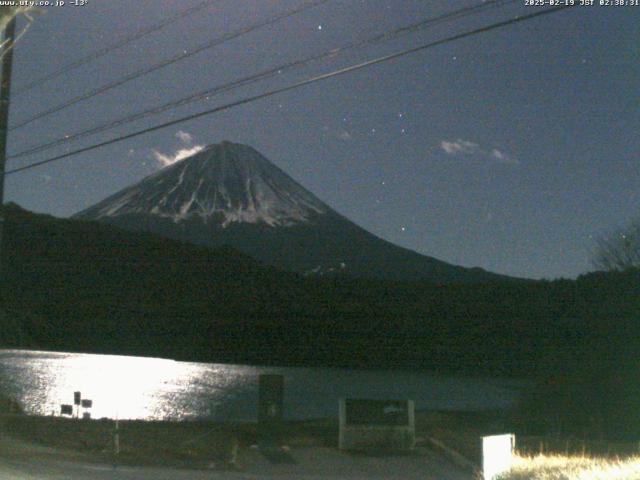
0 349 524 421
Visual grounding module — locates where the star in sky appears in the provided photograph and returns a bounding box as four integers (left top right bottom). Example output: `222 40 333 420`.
5 1 636 280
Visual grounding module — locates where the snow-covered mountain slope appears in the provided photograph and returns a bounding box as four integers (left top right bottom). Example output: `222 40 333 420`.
78 141 327 227
75 141 509 283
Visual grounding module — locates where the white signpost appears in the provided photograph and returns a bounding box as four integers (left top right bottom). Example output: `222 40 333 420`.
482 434 515 480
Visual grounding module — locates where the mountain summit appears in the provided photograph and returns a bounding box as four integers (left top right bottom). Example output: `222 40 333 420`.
75 141 506 283
78 141 327 228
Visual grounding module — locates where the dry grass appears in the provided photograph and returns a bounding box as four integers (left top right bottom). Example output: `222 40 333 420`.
497 454 640 480
415 410 511 466
1 415 245 468
0 414 338 469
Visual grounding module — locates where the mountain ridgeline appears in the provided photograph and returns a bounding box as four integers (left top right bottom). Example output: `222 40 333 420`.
2 202 639 374
2 202 640 439
74 141 507 283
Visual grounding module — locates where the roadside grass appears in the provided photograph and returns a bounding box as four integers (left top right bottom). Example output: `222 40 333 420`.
1 415 251 468
0 414 337 469
416 410 507 462
8 410 636 479
496 454 640 480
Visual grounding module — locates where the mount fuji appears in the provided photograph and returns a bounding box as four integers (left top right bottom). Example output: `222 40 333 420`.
74 141 505 283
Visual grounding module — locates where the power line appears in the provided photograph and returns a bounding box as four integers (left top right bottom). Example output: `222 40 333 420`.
9 0 517 161
3 5 572 178
10 0 514 159
9 0 331 130
13 0 219 96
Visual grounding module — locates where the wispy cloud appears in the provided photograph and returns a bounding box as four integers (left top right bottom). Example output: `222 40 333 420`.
440 139 480 156
490 148 519 165
152 131 204 168
175 130 193 144
338 130 352 141
440 138 519 165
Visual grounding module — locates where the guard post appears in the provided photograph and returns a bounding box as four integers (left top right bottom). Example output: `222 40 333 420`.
73 391 81 419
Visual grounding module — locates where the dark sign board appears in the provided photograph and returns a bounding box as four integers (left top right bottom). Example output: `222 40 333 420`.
81 399 92 408
74 391 81 405
61 404 73 415
345 399 410 426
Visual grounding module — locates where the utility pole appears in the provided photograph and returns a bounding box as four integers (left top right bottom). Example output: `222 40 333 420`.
0 9 16 280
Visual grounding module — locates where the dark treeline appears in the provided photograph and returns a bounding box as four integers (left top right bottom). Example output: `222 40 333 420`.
1 204 639 438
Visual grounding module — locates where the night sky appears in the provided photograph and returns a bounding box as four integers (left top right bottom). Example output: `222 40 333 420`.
4 0 639 280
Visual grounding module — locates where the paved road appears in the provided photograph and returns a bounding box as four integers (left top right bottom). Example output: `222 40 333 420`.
0 435 474 479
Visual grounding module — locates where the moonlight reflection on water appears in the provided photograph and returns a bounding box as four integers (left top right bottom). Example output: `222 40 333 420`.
0 350 523 421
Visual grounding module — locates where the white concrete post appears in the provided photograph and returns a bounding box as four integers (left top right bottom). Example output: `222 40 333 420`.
482 434 515 480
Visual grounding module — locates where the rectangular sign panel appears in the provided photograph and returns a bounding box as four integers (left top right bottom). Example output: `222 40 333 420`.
345 399 410 426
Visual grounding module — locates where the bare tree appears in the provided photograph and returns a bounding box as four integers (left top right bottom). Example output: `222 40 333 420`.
593 217 640 271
